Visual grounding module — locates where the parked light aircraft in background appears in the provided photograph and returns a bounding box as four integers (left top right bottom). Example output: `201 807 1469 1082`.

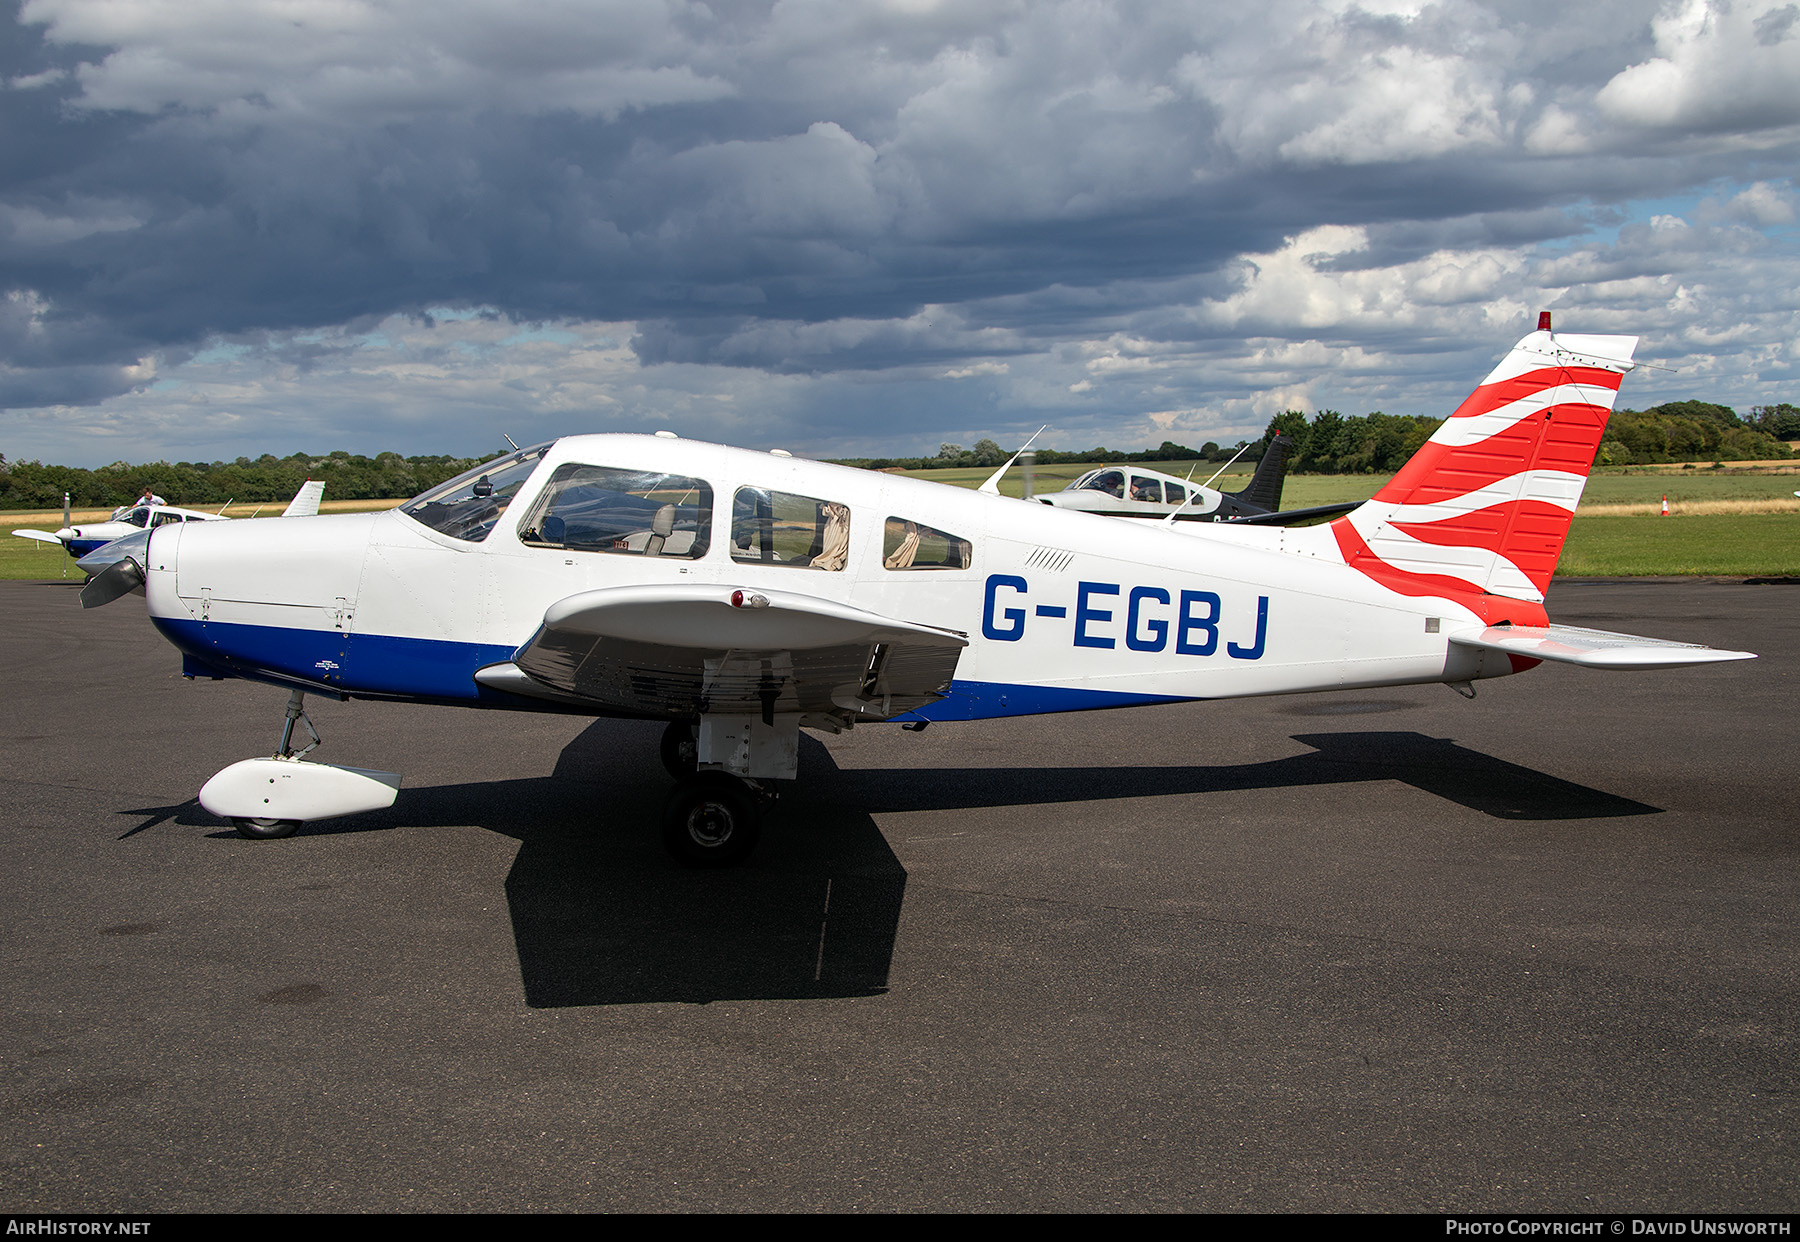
80 319 1753 865
1035 436 1356 526
71 486 323 578
16 501 231 560
16 481 326 563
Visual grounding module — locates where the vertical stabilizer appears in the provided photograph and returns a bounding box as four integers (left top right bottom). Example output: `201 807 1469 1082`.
282 480 327 519
1225 435 1294 513
1331 327 1637 605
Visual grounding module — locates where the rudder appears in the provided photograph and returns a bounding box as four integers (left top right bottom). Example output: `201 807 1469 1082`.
1330 324 1637 605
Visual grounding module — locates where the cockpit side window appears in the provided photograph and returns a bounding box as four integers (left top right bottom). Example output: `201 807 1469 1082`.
882 518 971 571
399 444 551 543
731 488 850 570
122 508 150 529
517 464 712 558
1130 476 1162 503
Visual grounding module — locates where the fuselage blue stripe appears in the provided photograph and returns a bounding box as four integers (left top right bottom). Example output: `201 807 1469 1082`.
153 616 516 704
154 617 1197 721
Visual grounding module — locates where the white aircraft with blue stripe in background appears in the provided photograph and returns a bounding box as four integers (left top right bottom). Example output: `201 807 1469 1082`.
80 314 1753 865
15 480 326 567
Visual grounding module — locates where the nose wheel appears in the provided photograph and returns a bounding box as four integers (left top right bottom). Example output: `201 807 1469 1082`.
233 816 301 840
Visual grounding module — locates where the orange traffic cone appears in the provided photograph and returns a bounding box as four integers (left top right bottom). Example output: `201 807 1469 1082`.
1660 495 1670 516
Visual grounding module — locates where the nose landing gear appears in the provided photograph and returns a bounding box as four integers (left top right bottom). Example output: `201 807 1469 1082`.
198 690 403 840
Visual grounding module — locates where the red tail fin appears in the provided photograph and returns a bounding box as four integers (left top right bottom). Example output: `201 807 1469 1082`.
1331 328 1637 607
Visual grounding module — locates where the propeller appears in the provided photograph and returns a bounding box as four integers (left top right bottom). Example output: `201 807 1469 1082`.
80 556 145 609
12 529 61 544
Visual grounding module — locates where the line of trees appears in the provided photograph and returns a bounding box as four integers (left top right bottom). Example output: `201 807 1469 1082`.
836 439 1247 471
0 450 499 511
3 400 1793 509
1253 401 1796 473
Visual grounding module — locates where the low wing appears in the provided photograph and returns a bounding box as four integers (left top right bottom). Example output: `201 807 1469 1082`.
1449 623 1755 671
480 583 968 724
281 480 326 518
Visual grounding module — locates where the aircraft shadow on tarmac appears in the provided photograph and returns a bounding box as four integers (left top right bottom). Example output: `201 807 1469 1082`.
121 720 1659 1010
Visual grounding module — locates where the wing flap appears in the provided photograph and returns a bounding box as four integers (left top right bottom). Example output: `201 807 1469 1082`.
1449 623 1755 670
509 584 967 720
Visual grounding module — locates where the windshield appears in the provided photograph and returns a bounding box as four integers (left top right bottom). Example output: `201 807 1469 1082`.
400 443 553 542
1075 470 1125 498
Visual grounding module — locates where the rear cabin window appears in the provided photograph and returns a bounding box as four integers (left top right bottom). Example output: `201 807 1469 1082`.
882 518 971 570
1130 476 1162 502
517 464 712 558
731 488 850 570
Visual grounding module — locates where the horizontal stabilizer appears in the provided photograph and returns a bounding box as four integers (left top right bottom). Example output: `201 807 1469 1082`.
1449 623 1755 671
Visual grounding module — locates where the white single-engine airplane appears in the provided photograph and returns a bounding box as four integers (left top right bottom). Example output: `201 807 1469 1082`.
1034 436 1353 526
17 480 326 563
83 319 1753 864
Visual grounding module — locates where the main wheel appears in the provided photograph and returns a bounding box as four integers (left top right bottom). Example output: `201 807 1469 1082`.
233 817 301 840
661 773 760 868
659 720 699 780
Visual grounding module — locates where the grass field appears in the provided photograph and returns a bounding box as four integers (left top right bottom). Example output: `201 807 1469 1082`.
1558 514 1800 577
3 464 1796 581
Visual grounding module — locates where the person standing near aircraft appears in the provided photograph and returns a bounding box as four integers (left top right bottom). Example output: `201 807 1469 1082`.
136 488 168 507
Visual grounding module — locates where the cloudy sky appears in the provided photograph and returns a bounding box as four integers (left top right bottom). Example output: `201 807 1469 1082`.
2 0 1798 467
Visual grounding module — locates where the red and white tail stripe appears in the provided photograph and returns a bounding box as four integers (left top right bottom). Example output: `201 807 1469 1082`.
1330 328 1637 607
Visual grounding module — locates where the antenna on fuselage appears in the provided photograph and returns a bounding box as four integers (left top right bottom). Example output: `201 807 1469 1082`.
502 434 520 452
977 426 1049 496
1198 440 1253 491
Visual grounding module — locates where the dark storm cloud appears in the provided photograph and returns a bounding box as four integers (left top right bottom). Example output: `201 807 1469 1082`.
1 0 1798 462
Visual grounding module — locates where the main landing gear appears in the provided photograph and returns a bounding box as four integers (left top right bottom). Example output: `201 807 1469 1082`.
657 719 782 868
